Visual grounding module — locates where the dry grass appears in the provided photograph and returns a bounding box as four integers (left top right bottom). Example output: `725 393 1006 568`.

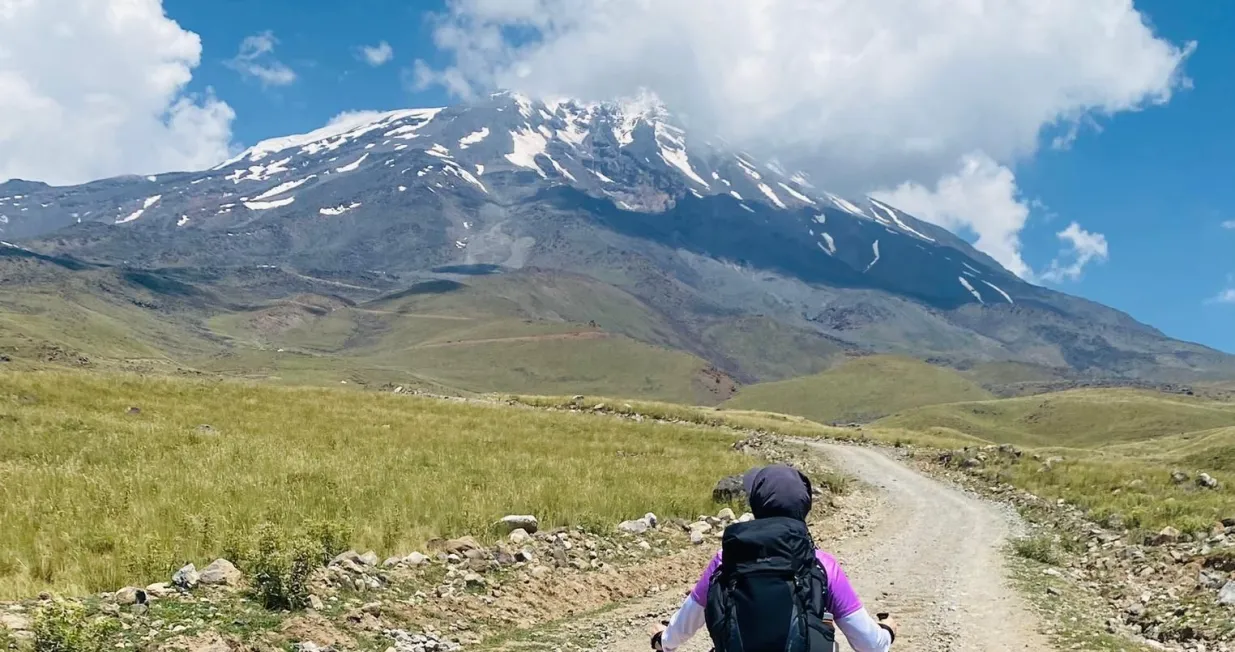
0 370 750 599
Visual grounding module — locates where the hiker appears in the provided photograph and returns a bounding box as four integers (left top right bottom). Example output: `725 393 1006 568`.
652 464 896 652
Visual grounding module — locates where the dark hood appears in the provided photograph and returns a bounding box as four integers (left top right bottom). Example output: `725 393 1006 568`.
743 464 813 521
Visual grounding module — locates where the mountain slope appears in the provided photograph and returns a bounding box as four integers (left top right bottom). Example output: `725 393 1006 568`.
2 91 1233 384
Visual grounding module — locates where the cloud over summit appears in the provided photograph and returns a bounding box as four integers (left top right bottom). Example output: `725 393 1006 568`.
417 0 1193 280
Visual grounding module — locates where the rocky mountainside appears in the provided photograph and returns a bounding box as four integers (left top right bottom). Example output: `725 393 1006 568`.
2 91 1232 383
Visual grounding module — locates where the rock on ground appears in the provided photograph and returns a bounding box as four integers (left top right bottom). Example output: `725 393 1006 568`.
199 559 242 586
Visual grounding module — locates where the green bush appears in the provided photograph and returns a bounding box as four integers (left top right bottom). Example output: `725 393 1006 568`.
304 520 352 566
239 524 320 611
31 599 116 652
1012 535 1060 565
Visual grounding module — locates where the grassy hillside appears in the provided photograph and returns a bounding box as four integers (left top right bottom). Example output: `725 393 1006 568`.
1 257 731 403
699 316 847 382
875 388 1235 448
0 370 749 599
722 355 994 424
869 386 1235 532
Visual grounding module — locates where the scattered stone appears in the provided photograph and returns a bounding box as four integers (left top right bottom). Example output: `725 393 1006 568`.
643 513 659 528
171 563 199 589
463 573 486 589
382 557 403 568
637 541 652 551
690 530 705 546
689 521 713 535
444 537 482 554
126 406 141 415
529 566 552 580
198 559 242 586
331 550 364 567
508 528 532 545
404 552 430 567
358 551 380 567
196 424 218 435
497 515 539 534
717 508 736 522
713 475 746 503
1148 526 1182 546
1171 470 1190 485
1196 473 1220 489
738 512 755 523
145 582 173 598
618 519 650 535
1218 581 1235 606
309 595 325 611
114 587 147 605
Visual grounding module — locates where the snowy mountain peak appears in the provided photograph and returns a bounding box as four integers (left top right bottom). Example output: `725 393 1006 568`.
3 90 1015 312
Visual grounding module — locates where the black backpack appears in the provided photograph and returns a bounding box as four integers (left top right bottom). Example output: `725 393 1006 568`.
704 517 836 652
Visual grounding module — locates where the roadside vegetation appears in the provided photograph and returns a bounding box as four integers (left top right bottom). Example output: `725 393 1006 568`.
0 370 749 599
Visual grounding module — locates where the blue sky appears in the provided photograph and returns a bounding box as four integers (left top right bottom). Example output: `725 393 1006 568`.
165 0 1235 354
5 1 1232 353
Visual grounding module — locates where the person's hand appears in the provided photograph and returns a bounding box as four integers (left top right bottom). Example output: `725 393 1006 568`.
649 622 667 650
876 613 897 642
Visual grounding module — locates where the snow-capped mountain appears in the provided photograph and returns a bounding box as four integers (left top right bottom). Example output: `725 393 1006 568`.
2 91 1232 381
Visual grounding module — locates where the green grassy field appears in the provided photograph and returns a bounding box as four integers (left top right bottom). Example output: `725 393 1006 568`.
878 388 1235 532
722 355 994 424
0 370 749 599
875 388 1235 448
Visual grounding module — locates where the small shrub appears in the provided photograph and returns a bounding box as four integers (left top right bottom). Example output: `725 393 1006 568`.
1 627 19 651
1012 535 1060 565
240 524 320 611
814 471 852 496
304 520 351 566
31 599 116 652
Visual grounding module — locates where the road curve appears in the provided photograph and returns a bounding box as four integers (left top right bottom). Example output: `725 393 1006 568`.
810 442 1054 651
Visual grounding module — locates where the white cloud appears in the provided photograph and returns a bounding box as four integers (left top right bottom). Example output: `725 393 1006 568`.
418 0 1191 276
872 153 1032 279
1041 222 1110 282
1208 288 1235 305
0 0 234 186
1222 220 1235 230
226 30 296 87
359 41 394 67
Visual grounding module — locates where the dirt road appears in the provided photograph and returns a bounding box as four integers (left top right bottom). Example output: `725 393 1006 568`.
565 443 1055 651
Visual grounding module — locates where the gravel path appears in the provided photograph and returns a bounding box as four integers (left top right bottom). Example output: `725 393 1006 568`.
812 442 1054 651
498 443 1056 651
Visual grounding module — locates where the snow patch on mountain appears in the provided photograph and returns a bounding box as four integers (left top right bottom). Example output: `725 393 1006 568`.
981 280 1014 304
826 192 866 217
864 240 881 272
336 153 369 173
756 183 786 209
506 127 549 177
458 128 490 149
115 195 162 224
777 182 816 205
244 196 296 211
818 233 836 255
320 202 362 216
252 176 314 201
869 198 936 242
958 277 984 304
